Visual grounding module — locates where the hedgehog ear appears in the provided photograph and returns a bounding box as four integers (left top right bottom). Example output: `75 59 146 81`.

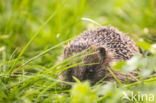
97 47 106 58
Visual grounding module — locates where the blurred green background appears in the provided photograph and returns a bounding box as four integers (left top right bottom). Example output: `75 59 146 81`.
0 0 156 103
0 0 155 64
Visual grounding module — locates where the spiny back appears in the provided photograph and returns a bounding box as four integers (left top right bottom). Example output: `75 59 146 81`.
66 26 139 60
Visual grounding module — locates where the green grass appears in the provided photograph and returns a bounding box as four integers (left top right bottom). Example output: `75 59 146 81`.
0 0 156 103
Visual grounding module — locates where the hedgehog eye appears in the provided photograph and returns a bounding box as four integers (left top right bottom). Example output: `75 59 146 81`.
88 68 94 72
87 64 97 73
83 65 97 80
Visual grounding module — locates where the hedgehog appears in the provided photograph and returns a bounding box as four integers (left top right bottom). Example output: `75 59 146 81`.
59 26 139 85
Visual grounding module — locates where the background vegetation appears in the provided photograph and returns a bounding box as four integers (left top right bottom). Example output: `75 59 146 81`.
0 0 156 103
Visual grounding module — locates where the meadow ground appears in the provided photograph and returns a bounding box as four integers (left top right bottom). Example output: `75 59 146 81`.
0 0 156 103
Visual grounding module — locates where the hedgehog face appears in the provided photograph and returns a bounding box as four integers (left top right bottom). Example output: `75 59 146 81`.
62 47 114 84
82 47 114 84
